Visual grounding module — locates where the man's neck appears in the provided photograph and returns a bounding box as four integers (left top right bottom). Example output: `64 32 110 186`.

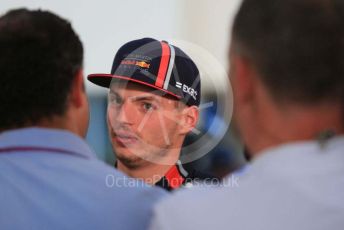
37 113 85 138
117 159 178 185
250 102 344 156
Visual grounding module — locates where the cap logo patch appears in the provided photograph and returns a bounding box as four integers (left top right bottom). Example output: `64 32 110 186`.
176 82 198 100
121 60 150 69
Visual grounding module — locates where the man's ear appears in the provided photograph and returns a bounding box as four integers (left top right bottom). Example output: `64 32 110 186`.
230 54 256 106
69 69 85 108
178 105 199 135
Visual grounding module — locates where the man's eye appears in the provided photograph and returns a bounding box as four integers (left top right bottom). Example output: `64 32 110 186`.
142 102 153 111
108 94 122 105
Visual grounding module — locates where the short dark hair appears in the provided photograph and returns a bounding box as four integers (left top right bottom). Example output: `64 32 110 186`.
232 0 344 104
0 8 83 130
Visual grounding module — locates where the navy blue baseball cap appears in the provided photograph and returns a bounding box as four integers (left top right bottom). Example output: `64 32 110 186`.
87 38 201 107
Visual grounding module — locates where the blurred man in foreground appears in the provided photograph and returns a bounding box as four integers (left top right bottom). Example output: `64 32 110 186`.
0 9 165 230
150 0 344 229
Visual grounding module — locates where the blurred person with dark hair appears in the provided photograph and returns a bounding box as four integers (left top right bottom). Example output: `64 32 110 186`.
0 8 165 230
150 0 344 229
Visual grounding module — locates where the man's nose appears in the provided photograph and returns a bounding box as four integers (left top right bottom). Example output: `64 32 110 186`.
115 101 135 124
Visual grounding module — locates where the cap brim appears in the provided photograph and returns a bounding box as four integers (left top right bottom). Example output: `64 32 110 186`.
87 74 182 99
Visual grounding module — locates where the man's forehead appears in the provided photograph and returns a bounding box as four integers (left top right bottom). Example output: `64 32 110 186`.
109 81 165 98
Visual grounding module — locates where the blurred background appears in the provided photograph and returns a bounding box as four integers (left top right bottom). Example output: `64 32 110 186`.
1 0 246 178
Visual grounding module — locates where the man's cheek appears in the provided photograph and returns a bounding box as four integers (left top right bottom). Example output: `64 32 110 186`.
107 112 117 131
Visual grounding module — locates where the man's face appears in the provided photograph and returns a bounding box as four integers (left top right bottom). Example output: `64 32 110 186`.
70 70 90 138
229 42 254 150
80 90 90 138
229 41 261 154
107 81 185 168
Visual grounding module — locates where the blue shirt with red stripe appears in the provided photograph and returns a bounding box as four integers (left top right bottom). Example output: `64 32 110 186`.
0 128 166 230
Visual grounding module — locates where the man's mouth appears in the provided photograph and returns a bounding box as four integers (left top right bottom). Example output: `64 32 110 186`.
112 132 138 146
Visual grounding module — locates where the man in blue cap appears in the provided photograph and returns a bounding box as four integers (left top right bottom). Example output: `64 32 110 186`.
88 38 215 191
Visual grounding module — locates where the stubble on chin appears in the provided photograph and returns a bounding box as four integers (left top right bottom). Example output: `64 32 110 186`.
116 152 147 169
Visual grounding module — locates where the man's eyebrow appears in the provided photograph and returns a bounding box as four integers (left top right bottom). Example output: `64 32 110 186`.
109 90 120 96
109 88 115 93
108 90 123 101
130 95 159 102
